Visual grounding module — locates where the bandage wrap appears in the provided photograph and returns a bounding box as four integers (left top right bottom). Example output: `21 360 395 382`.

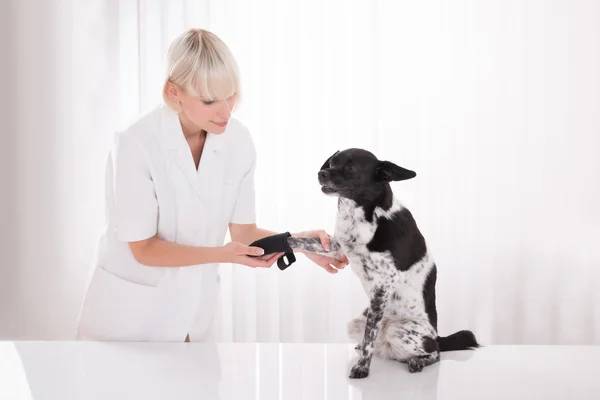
249 232 296 270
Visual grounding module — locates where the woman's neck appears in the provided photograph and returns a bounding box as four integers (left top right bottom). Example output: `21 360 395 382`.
178 113 206 140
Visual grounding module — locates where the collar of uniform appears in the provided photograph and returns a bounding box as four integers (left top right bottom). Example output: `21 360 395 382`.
156 103 228 214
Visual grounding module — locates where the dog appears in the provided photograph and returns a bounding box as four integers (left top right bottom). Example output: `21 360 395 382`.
288 148 479 379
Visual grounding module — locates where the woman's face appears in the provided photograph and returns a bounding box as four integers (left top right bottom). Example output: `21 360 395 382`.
167 82 238 135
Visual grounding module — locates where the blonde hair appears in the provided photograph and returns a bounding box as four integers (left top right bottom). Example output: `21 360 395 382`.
162 28 240 111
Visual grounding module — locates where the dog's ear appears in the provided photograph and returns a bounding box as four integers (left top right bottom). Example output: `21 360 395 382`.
320 150 340 170
375 161 416 182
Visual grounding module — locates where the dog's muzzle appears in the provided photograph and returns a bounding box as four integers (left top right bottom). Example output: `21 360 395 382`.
318 169 334 186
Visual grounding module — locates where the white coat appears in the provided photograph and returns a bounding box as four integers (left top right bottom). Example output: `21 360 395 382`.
75 104 257 342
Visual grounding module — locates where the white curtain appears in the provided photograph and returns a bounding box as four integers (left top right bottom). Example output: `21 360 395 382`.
1 0 599 345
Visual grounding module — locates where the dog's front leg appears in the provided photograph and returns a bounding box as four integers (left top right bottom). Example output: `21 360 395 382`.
349 284 390 379
287 236 342 258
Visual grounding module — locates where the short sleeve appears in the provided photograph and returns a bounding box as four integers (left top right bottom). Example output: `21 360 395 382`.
111 133 158 242
229 135 257 225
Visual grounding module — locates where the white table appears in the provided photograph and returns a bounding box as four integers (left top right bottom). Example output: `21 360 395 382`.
1 341 598 399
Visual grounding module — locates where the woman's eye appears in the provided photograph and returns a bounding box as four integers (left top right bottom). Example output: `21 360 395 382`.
202 100 215 105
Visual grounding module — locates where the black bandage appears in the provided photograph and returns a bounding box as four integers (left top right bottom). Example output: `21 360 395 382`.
249 232 296 270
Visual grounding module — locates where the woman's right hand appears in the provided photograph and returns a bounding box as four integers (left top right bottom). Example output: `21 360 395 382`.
220 242 283 268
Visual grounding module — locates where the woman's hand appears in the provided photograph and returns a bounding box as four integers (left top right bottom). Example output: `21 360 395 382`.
292 230 349 274
304 251 349 274
220 242 284 268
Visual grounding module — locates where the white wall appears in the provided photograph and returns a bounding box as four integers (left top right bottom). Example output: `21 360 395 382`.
372 0 600 345
0 0 116 339
0 0 17 339
0 0 598 345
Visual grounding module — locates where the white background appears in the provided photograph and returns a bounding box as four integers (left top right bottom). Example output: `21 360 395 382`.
1 0 599 345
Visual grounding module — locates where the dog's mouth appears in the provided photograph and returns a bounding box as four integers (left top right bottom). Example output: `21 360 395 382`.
319 174 343 195
320 182 346 195
321 185 337 194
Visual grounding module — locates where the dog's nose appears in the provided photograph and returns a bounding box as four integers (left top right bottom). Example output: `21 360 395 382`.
318 170 329 180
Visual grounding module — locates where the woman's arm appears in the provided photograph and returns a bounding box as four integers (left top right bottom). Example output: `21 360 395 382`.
128 234 273 268
229 223 278 245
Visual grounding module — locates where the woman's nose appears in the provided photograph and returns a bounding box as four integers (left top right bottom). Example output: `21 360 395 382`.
219 97 236 117
217 103 231 118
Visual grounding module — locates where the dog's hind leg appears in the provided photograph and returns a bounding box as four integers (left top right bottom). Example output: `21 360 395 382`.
349 284 391 379
287 236 342 258
406 353 440 373
385 320 441 373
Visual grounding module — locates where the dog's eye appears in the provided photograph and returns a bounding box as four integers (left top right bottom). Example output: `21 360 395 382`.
347 164 357 173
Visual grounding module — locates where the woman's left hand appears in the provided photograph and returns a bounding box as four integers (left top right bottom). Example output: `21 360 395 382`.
304 251 348 274
257 252 285 264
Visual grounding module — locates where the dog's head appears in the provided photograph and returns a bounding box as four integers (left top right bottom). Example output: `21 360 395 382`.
318 148 416 200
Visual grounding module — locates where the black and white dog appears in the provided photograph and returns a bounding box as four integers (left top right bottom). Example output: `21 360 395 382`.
288 148 479 379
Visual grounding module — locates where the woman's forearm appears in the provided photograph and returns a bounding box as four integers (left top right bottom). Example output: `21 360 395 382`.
230 224 278 246
244 227 279 244
231 226 313 253
128 235 225 267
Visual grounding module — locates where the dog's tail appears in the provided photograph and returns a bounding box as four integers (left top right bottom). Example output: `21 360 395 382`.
436 330 479 352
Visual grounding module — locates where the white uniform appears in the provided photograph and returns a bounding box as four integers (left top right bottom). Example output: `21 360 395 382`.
75 104 256 342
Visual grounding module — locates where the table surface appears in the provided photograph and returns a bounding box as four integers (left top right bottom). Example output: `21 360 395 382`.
1 341 599 400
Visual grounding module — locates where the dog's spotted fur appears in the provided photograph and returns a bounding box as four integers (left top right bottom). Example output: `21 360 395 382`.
288 148 478 379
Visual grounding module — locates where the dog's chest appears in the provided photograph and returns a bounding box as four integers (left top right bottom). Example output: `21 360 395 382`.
334 200 376 252
334 200 397 285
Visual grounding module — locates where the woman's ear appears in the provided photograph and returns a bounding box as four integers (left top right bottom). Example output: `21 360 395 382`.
165 81 181 103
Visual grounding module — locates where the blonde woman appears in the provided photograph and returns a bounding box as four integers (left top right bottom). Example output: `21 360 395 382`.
75 28 347 342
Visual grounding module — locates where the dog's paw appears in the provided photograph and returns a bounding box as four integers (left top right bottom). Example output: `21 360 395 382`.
407 358 425 373
349 364 369 379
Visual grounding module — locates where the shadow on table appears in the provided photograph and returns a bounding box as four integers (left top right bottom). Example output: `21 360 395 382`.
346 349 477 400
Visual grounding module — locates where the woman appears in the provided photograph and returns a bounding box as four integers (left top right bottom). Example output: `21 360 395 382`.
75 28 347 342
